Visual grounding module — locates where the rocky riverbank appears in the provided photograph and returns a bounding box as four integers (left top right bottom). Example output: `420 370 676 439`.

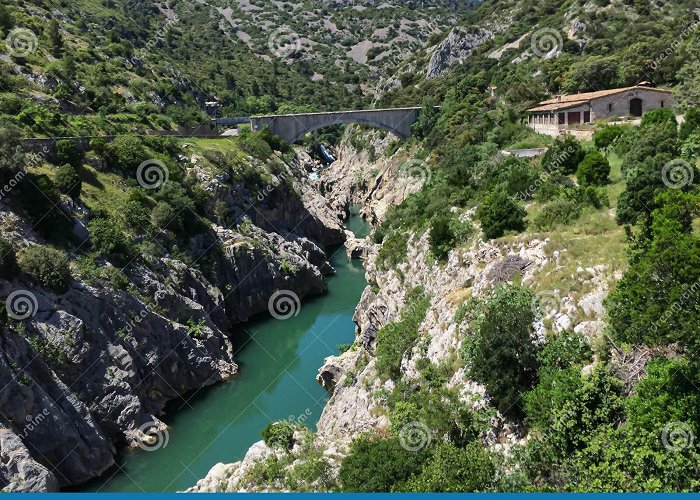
0 147 344 491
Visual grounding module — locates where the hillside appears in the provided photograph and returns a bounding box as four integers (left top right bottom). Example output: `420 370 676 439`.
0 0 476 137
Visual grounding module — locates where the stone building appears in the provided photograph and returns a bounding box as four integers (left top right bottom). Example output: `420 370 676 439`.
526 85 675 137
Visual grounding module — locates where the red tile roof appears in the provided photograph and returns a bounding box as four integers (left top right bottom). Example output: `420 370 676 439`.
527 86 673 113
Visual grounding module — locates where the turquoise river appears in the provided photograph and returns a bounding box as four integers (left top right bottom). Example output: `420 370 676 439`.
79 214 370 492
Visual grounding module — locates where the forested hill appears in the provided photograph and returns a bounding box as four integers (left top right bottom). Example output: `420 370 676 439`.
384 0 698 111
0 0 473 137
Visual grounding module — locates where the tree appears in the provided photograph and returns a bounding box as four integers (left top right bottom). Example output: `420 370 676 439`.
88 218 134 264
640 108 677 129
608 190 700 356
55 164 82 198
404 443 495 492
576 151 610 186
18 245 71 292
429 215 455 260
0 123 25 185
47 19 63 58
261 421 296 450
339 436 428 492
0 237 17 279
476 190 526 240
593 126 625 150
463 284 538 419
679 107 700 141
541 135 586 175
105 135 148 172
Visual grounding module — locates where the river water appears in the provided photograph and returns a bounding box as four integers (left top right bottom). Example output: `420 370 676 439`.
80 214 369 492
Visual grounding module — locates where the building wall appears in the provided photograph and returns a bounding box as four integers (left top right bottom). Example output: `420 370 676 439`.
590 89 675 121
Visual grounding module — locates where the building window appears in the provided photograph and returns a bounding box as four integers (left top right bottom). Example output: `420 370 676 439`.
558 113 566 125
584 111 591 123
608 103 613 112
661 100 665 108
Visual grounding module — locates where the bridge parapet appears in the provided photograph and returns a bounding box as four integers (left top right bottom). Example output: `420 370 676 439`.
250 107 423 143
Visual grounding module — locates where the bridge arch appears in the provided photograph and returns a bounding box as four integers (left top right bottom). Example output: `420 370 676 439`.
250 107 422 144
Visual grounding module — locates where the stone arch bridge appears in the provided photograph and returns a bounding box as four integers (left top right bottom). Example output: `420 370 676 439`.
249 107 424 143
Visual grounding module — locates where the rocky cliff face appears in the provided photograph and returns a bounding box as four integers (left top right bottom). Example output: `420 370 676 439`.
0 149 344 491
426 27 494 79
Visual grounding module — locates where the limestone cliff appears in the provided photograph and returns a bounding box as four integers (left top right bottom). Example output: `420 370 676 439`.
0 149 343 491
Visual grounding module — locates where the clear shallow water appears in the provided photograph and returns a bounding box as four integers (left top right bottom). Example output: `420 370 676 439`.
79 217 368 492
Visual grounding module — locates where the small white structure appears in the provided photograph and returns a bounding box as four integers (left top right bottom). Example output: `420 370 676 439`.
526 85 675 137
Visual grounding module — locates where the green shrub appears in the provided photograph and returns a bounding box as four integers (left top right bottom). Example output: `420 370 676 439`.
339 436 428 492
376 230 409 269
18 246 71 292
679 107 700 140
55 140 83 167
593 125 625 150
541 135 585 175
640 107 677 128
261 420 296 450
0 123 25 185
375 287 430 380
88 218 134 264
463 284 538 419
429 215 454 260
608 190 700 356
429 214 473 261
106 135 148 172
534 199 582 231
54 164 82 198
576 151 610 186
681 132 700 159
404 443 495 492
476 190 526 240
0 236 17 278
